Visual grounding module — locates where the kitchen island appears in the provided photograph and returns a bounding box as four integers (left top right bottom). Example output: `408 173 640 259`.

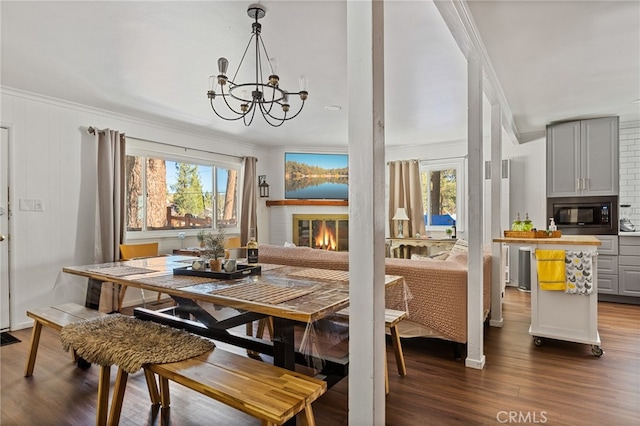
493 235 603 356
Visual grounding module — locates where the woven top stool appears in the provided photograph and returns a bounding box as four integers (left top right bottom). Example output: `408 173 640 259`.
60 314 214 426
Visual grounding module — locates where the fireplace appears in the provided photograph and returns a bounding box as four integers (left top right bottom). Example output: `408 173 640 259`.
292 214 349 251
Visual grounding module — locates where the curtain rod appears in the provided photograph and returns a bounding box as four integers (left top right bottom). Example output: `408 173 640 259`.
87 127 244 162
126 135 245 162
88 126 126 141
385 159 420 165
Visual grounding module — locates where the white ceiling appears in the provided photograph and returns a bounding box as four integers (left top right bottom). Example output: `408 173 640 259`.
2 1 639 148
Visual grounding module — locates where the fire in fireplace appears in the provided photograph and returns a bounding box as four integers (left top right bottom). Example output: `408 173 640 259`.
293 214 348 251
315 222 337 250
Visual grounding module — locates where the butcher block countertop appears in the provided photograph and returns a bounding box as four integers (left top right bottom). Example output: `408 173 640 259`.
493 235 602 245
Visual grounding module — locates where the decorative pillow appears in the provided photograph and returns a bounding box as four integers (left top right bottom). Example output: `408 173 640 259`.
446 251 468 265
411 251 449 261
284 241 297 248
410 254 433 261
430 251 450 260
450 238 468 254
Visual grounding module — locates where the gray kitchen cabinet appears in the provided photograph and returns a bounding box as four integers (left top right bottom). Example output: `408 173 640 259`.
619 236 640 297
547 117 619 197
597 254 619 294
596 235 619 295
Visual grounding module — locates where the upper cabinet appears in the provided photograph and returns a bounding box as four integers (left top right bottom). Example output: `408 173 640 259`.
547 117 619 197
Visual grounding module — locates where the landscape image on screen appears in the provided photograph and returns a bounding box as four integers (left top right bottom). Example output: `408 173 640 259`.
285 153 348 200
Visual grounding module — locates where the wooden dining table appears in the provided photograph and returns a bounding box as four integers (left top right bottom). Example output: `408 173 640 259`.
63 255 405 386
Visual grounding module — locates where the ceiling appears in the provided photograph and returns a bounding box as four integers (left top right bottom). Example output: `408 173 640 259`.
2 1 639 148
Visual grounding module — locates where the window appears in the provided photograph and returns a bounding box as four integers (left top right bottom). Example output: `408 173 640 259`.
420 158 466 231
125 138 241 238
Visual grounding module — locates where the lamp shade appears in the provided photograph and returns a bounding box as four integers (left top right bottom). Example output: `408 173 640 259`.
392 208 410 221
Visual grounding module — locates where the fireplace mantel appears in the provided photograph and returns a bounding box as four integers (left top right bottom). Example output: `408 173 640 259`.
266 200 348 207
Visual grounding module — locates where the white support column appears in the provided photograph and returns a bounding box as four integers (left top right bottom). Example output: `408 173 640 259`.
347 0 386 423
466 56 486 369
490 103 504 327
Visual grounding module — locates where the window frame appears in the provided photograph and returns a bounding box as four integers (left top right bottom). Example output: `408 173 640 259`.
125 137 243 240
420 157 466 233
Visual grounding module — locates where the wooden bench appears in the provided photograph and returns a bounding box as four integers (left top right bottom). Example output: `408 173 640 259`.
24 303 107 377
335 307 408 394
138 348 327 426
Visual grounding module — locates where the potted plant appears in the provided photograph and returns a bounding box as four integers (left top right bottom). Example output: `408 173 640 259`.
445 228 453 238
202 229 227 271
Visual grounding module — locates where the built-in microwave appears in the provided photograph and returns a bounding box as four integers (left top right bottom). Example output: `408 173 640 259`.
547 196 618 235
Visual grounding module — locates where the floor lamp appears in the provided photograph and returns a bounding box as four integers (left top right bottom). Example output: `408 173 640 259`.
392 208 410 238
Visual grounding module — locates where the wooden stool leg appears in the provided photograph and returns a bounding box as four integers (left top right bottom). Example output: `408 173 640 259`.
389 325 407 376
108 367 129 426
267 317 274 337
297 404 316 426
385 351 389 395
159 377 171 408
96 365 111 426
144 369 161 405
256 317 274 339
24 321 43 377
256 318 266 338
117 285 127 312
246 322 258 357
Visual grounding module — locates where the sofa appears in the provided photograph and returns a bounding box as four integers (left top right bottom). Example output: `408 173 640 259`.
258 243 491 344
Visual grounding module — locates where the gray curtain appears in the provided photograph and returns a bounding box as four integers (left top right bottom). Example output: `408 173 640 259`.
388 160 425 238
86 128 126 313
241 156 258 245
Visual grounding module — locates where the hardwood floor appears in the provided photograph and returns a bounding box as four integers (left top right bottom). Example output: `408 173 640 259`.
1 288 639 425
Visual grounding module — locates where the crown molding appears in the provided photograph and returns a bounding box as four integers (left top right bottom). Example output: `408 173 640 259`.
0 86 258 150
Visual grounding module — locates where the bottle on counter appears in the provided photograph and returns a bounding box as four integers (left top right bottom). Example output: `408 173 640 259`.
247 228 259 265
523 213 533 231
548 218 557 232
512 212 522 231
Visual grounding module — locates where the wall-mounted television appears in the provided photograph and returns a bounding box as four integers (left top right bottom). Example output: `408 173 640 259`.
284 152 348 200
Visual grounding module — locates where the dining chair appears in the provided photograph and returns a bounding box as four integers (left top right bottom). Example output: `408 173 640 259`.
118 242 160 312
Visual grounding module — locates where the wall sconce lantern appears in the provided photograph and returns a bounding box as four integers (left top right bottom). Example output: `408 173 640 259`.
259 175 270 198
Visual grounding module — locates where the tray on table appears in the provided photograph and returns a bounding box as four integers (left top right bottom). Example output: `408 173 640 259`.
503 230 562 238
173 264 261 280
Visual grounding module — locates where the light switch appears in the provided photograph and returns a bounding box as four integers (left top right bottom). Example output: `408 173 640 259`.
19 199 34 211
34 199 45 212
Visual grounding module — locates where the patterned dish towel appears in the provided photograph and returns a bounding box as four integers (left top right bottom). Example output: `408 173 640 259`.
565 251 594 295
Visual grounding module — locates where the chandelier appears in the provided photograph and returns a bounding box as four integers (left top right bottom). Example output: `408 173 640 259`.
207 4 309 127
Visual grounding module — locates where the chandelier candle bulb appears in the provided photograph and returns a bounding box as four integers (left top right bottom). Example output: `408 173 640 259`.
217 57 228 76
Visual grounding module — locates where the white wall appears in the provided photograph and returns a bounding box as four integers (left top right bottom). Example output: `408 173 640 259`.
262 147 348 245
500 136 546 285
619 122 640 226
1 89 265 329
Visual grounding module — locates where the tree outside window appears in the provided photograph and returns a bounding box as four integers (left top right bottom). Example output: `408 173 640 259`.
421 158 465 229
125 154 238 233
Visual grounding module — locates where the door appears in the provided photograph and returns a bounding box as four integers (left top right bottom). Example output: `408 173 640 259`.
1 128 9 330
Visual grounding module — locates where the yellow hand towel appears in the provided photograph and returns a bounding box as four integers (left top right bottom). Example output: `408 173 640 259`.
536 249 566 291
